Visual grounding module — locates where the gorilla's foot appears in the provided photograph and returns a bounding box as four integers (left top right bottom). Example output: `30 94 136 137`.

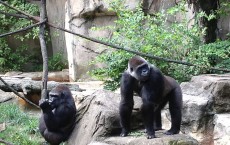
120 130 128 137
154 127 163 131
164 129 179 135
146 133 156 139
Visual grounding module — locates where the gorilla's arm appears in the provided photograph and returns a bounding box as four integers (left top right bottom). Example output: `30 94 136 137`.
119 71 135 136
40 100 76 131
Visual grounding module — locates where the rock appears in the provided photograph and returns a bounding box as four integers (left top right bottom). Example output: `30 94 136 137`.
0 77 81 93
68 0 143 18
181 74 230 145
93 132 199 145
213 114 230 145
68 90 198 145
88 142 110 145
181 74 230 113
4 70 70 82
0 89 14 103
69 74 230 145
0 77 81 106
68 90 143 145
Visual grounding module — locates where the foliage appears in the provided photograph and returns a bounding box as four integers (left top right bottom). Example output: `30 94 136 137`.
90 0 230 91
48 52 68 71
129 130 145 137
0 0 40 72
0 39 32 71
32 52 68 71
216 0 230 16
0 103 44 145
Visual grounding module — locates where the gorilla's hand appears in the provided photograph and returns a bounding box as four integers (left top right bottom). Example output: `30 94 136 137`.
39 99 52 110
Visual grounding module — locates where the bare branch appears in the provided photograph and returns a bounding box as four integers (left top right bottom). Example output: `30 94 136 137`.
0 97 13 103
0 11 29 19
0 0 40 22
0 21 46 38
0 77 39 108
0 138 14 145
39 0 48 99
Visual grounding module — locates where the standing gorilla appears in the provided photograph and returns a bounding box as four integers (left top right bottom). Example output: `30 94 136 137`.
39 84 77 145
119 56 182 139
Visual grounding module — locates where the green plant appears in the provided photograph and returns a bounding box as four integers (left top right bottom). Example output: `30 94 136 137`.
48 52 68 71
0 39 32 71
0 103 43 145
90 0 230 91
129 130 145 137
0 0 40 72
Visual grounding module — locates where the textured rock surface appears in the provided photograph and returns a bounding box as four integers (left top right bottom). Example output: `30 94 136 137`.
68 89 199 145
213 114 230 145
67 74 230 145
89 133 199 145
181 74 230 145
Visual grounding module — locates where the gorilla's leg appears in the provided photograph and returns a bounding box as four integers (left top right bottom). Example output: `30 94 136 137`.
43 130 67 145
141 100 155 139
119 102 133 136
165 86 182 135
39 116 46 137
119 72 135 137
154 110 162 131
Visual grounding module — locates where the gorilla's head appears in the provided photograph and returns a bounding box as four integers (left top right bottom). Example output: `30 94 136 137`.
48 85 73 109
128 56 150 81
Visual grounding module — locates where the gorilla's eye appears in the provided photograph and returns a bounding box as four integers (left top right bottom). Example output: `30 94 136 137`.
130 68 133 72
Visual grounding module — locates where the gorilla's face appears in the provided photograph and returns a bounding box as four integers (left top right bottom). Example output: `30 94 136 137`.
129 63 150 81
48 93 61 109
128 56 150 82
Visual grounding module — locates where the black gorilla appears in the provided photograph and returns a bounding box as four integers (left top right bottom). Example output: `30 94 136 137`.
39 84 77 145
119 56 182 139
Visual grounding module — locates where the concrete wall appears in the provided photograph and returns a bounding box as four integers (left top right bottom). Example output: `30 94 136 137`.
46 0 67 60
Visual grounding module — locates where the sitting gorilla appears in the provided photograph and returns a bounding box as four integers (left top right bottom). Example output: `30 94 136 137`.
39 84 77 145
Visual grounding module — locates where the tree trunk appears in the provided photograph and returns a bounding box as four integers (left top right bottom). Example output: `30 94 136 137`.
189 0 218 43
39 0 49 99
199 0 218 43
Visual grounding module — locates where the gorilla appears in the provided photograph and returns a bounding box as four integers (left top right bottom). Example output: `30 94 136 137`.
39 84 77 145
119 56 182 139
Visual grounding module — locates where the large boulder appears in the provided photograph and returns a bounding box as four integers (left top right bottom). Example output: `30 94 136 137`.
68 90 198 145
181 74 230 145
89 133 199 145
213 114 230 145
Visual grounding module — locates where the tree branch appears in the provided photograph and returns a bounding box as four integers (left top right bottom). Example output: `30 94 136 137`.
0 138 14 145
0 21 46 38
0 97 13 103
0 77 39 108
0 11 29 18
39 0 48 99
0 0 40 22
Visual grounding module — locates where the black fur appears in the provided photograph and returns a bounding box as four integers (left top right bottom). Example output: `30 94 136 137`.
39 84 77 145
119 56 182 139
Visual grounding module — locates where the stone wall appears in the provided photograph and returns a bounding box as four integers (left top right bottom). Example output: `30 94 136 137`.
46 0 67 59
